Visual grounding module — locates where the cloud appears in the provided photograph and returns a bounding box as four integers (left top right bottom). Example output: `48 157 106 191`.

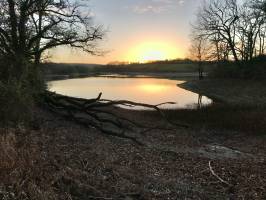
178 0 185 6
128 0 186 14
133 5 166 14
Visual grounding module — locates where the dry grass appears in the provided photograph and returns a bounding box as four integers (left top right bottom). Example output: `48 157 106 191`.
180 79 266 106
0 107 266 199
0 128 58 200
162 104 266 135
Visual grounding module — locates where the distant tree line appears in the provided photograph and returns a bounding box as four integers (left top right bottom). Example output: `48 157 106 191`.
107 59 196 66
42 63 100 76
41 59 217 77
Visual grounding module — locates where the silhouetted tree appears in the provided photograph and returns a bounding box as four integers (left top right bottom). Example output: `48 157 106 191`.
252 0 266 14
189 33 211 79
237 1 265 61
0 0 104 83
195 0 240 62
250 0 266 55
193 0 266 65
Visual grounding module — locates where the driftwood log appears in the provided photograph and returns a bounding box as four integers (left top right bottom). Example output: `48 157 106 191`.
42 91 188 145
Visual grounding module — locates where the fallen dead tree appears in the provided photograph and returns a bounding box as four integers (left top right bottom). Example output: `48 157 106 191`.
42 91 188 145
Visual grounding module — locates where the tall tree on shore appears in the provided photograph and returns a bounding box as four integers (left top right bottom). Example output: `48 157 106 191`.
193 0 266 64
253 0 266 13
189 34 211 80
250 0 266 55
0 0 104 83
238 1 266 60
195 0 240 62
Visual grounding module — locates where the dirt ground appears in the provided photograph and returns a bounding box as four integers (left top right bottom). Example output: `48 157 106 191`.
1 107 265 200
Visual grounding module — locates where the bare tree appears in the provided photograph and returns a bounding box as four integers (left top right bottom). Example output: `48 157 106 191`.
0 0 104 82
237 2 265 61
252 0 266 14
193 0 266 65
190 34 211 80
195 0 240 62
250 0 266 56
209 34 231 62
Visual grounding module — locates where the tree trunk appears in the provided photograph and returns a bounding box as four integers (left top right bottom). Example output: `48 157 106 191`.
198 62 204 80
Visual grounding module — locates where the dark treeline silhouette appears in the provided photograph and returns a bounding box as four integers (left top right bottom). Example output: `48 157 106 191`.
190 0 266 79
107 59 195 66
42 63 101 76
41 59 216 77
102 59 213 74
210 54 266 78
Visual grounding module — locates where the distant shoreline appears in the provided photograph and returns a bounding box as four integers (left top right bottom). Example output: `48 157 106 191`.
45 72 205 81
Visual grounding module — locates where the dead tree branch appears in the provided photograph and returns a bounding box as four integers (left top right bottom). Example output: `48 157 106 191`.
42 91 188 145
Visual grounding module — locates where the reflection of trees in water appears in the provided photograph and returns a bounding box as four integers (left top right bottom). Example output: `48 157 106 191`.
198 94 203 109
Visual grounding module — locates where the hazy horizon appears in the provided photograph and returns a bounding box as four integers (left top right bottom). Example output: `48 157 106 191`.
49 0 201 64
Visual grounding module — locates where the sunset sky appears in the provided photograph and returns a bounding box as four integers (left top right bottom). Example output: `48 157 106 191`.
51 0 202 64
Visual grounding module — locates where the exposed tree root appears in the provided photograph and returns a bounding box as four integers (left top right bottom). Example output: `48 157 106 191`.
42 91 188 144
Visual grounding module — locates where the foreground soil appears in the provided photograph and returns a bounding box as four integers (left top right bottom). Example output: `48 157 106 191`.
0 105 266 200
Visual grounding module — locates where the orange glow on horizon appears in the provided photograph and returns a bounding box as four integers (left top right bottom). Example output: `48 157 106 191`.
50 39 186 64
125 41 182 63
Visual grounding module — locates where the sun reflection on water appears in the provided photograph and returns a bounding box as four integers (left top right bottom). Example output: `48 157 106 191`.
138 84 168 93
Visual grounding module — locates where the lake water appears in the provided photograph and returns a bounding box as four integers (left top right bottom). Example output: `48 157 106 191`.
48 77 212 109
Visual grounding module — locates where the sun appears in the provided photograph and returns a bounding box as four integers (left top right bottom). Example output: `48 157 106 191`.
125 41 180 63
140 50 166 62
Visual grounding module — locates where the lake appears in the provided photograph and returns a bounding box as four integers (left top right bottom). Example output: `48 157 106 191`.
48 77 212 109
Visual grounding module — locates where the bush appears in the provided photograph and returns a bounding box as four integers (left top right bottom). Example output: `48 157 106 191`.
209 56 266 79
243 55 266 79
209 62 241 78
0 80 34 126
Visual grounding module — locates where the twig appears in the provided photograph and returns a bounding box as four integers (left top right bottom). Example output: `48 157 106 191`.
87 196 113 200
208 161 230 186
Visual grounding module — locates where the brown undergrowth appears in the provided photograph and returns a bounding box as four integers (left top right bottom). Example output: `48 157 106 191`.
0 107 265 199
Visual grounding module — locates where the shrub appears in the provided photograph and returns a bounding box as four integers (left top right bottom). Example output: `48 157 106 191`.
0 80 34 127
209 56 266 79
208 62 240 78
